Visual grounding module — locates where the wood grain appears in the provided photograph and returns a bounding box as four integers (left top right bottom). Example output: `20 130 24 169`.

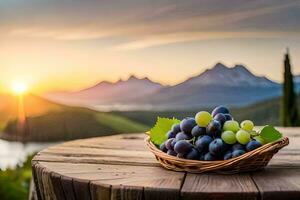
60 176 76 200
31 130 300 200
252 168 300 200
50 172 66 200
181 173 258 200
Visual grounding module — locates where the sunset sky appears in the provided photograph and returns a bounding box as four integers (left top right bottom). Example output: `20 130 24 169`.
0 0 300 93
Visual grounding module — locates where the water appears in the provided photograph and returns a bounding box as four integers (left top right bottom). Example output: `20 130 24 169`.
0 139 57 170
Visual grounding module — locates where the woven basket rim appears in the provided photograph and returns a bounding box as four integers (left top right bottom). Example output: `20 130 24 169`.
145 136 289 172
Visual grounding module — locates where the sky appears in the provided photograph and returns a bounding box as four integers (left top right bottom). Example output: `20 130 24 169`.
0 0 300 93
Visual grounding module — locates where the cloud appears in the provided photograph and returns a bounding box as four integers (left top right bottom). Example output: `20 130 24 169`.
3 0 300 48
114 31 300 50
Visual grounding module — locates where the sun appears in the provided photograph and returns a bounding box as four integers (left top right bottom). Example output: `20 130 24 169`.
12 82 28 95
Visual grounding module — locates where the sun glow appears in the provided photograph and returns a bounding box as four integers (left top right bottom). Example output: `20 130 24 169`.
12 82 28 95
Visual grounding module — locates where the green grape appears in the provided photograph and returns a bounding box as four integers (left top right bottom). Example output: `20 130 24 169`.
221 131 236 144
236 129 251 145
195 111 212 127
223 120 240 132
253 136 266 145
241 120 254 131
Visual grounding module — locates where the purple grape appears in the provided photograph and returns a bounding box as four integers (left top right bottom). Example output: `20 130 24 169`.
191 126 206 137
246 140 262 152
167 149 177 156
223 150 232 160
174 140 192 154
224 114 233 121
204 152 217 161
232 150 246 158
186 148 199 160
195 135 213 152
171 124 181 134
159 143 167 153
166 130 176 139
175 132 192 141
211 106 229 117
213 113 226 125
180 118 197 133
165 138 175 150
206 120 222 137
171 139 177 147
198 153 206 161
209 138 226 156
231 143 245 151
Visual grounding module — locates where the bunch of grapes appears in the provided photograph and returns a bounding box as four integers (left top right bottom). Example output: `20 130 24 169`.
159 106 264 161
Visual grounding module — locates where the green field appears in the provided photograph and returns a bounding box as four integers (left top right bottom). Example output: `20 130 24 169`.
1 94 299 142
0 94 149 142
2 107 149 142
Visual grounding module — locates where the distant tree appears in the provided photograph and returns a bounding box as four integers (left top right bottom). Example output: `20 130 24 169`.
281 48 299 126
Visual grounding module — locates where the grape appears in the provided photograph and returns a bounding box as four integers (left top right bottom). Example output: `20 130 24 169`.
240 120 254 132
253 136 266 145
166 130 176 139
221 131 236 144
165 138 175 150
204 152 217 161
236 130 251 145
198 153 205 161
209 138 226 156
171 139 177 147
175 132 192 141
206 120 222 137
171 124 181 133
223 120 240 132
174 140 192 154
159 143 168 153
214 113 226 125
232 149 246 158
223 150 232 160
167 149 177 156
180 118 197 133
211 106 229 117
224 114 233 121
195 111 212 127
186 148 199 160
191 126 206 137
195 135 213 152
246 140 262 151
231 143 245 151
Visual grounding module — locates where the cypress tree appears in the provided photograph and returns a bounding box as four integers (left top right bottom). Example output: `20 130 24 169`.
281 48 299 126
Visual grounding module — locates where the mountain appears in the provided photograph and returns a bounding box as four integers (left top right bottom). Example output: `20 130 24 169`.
130 63 281 108
0 94 148 142
46 75 164 108
181 63 277 87
45 63 285 110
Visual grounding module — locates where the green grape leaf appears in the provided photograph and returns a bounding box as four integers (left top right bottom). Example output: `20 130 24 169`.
259 125 283 143
150 117 181 145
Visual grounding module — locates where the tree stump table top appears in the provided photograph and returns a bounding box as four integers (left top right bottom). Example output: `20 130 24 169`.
32 127 300 200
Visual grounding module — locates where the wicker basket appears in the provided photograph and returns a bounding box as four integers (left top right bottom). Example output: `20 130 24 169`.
146 136 289 174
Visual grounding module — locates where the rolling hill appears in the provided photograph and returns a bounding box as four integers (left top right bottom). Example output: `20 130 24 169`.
0 94 149 142
112 94 300 127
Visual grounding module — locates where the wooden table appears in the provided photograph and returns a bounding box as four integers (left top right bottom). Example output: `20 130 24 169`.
32 128 300 200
